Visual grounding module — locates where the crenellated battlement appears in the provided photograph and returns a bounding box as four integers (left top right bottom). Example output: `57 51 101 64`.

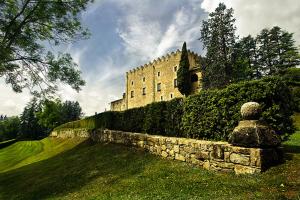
112 49 202 111
127 49 200 75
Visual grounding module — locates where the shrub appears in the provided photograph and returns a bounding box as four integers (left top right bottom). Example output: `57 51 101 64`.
182 77 295 141
55 77 294 141
281 67 300 112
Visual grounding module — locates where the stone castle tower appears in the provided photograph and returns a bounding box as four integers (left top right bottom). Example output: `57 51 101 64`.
110 49 202 111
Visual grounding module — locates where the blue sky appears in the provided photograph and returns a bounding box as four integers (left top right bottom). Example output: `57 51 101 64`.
1 0 300 116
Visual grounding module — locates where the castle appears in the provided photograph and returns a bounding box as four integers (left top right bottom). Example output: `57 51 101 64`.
110 49 202 111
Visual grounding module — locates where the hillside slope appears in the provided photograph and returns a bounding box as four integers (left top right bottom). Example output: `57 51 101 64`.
0 117 299 200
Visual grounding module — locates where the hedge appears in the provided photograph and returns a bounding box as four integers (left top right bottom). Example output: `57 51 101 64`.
55 98 184 137
183 77 295 141
55 77 295 141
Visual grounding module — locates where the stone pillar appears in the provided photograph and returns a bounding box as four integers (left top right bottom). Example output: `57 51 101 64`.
228 102 283 171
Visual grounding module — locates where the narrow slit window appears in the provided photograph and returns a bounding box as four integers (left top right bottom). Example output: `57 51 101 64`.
142 87 146 95
174 79 178 88
157 83 161 91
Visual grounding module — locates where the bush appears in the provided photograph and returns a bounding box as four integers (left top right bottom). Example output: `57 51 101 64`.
281 67 300 112
183 77 295 141
54 98 184 137
55 77 294 141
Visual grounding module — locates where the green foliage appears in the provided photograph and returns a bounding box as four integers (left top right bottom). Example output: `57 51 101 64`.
281 67 300 112
20 98 47 140
56 78 294 141
164 98 184 137
200 3 237 89
256 27 300 75
143 102 167 134
0 117 20 142
177 42 191 96
232 35 261 81
182 77 295 141
37 99 83 130
20 98 82 139
55 98 184 137
0 0 92 95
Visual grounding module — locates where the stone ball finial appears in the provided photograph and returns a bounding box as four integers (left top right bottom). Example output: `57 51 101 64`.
229 101 281 148
241 102 261 120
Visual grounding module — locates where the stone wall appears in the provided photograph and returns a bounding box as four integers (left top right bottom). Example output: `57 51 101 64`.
51 128 282 174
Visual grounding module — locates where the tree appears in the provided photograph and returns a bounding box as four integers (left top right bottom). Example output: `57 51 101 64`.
0 116 20 142
232 35 261 81
20 98 46 139
177 42 191 96
200 3 237 89
61 100 82 123
37 99 62 130
37 99 82 130
0 0 93 96
256 26 300 75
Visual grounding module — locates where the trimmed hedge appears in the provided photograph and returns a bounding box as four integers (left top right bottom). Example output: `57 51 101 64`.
183 77 295 141
55 77 294 141
55 98 184 137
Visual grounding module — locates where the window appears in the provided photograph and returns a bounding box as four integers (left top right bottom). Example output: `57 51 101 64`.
174 79 178 88
131 81 134 85
157 83 161 91
161 96 163 101
174 66 177 72
142 87 146 95
131 91 134 98
170 93 173 99
143 77 145 82
191 74 198 82
158 71 160 77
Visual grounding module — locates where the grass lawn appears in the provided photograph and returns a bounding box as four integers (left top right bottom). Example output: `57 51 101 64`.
0 121 299 199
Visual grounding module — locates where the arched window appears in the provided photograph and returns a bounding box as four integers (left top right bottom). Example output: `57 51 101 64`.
191 74 198 82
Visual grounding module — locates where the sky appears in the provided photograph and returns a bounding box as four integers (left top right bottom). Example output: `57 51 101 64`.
1 0 300 117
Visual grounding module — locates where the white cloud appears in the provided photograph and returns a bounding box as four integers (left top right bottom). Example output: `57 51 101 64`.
0 80 31 116
201 0 300 45
117 1 204 64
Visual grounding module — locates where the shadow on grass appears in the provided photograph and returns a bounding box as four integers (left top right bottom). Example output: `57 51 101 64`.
0 139 17 149
0 139 155 200
283 144 300 154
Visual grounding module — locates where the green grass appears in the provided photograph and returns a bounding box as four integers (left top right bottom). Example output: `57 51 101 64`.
0 115 300 200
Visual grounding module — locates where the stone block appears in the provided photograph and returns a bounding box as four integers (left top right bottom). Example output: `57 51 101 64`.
169 149 175 156
161 145 167 151
212 145 224 160
174 145 180 153
230 153 250 165
231 146 250 154
196 151 210 161
159 138 166 145
250 148 261 167
224 152 230 162
234 165 261 174
175 153 185 161
161 151 168 158
203 161 210 170
191 157 200 165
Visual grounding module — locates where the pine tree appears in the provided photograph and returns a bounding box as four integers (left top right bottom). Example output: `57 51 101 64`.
256 26 300 75
200 3 237 89
232 35 261 81
177 42 191 96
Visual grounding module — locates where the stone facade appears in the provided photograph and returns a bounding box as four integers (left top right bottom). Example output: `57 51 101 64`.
110 49 202 111
51 129 282 174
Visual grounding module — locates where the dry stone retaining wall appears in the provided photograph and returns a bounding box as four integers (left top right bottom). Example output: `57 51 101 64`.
51 128 282 174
